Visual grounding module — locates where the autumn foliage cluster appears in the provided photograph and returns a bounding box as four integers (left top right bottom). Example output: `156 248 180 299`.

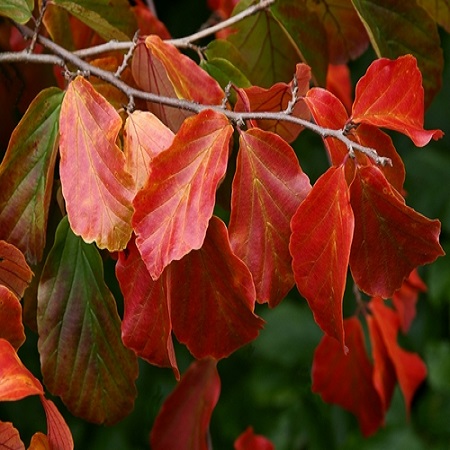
0 0 448 448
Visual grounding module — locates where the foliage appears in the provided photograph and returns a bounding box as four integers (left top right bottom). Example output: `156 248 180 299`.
0 0 449 448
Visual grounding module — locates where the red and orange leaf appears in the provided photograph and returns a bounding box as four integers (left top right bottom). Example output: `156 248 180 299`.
150 358 220 450
0 286 25 350
40 397 74 450
351 55 443 146
0 338 43 401
326 64 353 113
312 317 384 437
170 216 264 360
369 297 427 414
349 165 444 298
290 166 354 351
234 426 274 450
28 433 50 450
234 64 311 143
229 128 311 307
59 76 134 252
124 111 175 193
131 0 171 38
0 88 63 265
0 421 24 450
0 240 33 299
133 110 233 280
116 236 179 379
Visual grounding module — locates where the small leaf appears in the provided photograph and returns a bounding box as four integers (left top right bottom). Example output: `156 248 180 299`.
37 217 138 425
349 165 444 298
150 358 220 450
59 76 134 252
133 110 233 280
0 286 25 350
0 339 43 401
290 166 354 351
351 55 443 145
40 397 74 450
234 426 275 450
28 433 50 450
0 0 33 24
312 317 384 437
229 129 311 306
0 421 24 450
170 216 264 360
0 88 63 265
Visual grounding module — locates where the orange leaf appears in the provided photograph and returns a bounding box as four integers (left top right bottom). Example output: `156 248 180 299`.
0 286 25 350
0 421 24 450
40 397 74 450
59 76 134 251
28 433 50 450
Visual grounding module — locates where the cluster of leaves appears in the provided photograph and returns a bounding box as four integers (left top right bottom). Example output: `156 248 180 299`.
0 0 448 448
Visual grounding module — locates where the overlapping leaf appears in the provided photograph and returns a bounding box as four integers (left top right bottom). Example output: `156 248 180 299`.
133 109 233 280
229 128 311 306
349 165 444 298
0 88 63 265
312 317 384 437
116 237 179 379
0 241 32 299
290 166 354 351
170 216 264 360
0 422 24 450
0 286 25 350
150 358 220 450
0 0 33 23
37 217 138 425
40 397 74 450
59 76 134 252
416 0 450 32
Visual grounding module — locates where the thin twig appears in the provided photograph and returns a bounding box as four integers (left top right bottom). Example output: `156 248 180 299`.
115 30 140 78
27 0 48 53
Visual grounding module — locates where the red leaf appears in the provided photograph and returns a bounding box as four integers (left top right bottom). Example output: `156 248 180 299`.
369 298 427 414
150 358 220 450
312 317 384 437
131 0 171 39
0 422 24 450
351 55 443 146
0 240 33 299
349 165 444 298
40 396 74 450
326 64 352 114
229 128 311 307
133 110 233 280
59 76 134 251
234 427 274 450
0 286 25 350
170 216 264 360
0 339 43 401
116 237 179 379
290 166 354 351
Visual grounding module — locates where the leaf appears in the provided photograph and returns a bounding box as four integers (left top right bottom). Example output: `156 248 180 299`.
0 241 33 299
59 76 134 252
351 0 443 106
37 217 138 425
0 286 25 350
170 216 264 360
150 358 220 450
0 87 63 265
290 166 354 351
123 111 175 193
0 0 33 24
28 433 50 450
229 128 311 307
416 0 450 33
116 236 179 379
312 317 384 437
40 397 74 450
133 110 233 280
0 338 43 401
349 165 444 298
0 422 24 450
131 0 171 38
234 426 275 450
369 297 428 414
326 64 353 113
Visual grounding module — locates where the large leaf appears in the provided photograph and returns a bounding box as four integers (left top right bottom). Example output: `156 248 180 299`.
40 397 74 450
0 422 24 450
229 128 311 307
59 76 134 252
0 241 32 299
170 216 264 360
37 217 138 425
290 166 354 351
0 0 33 23
351 0 443 106
133 110 233 280
150 358 220 450
116 237 179 379
312 317 384 437
0 286 25 350
0 88 63 265
349 165 444 298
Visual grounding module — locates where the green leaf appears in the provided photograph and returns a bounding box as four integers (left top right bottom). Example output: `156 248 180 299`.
416 0 450 33
52 0 136 41
37 216 138 425
351 0 443 107
0 87 64 265
426 341 450 393
0 0 33 24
